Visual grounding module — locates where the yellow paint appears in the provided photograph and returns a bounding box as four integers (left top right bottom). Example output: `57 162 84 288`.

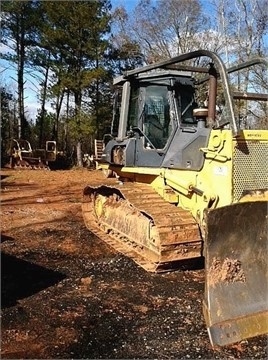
100 128 268 226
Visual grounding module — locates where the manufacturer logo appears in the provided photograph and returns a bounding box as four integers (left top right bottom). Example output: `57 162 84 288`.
246 133 261 137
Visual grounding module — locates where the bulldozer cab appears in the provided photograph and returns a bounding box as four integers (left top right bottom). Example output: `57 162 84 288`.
45 141 57 162
105 70 210 170
134 78 197 149
126 73 197 150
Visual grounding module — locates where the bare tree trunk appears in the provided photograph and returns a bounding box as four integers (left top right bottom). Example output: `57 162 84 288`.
76 141 83 167
64 90 70 153
74 91 83 167
55 90 64 142
39 63 49 147
16 14 25 139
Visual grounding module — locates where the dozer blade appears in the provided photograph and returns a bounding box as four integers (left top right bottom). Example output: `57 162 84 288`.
203 201 268 346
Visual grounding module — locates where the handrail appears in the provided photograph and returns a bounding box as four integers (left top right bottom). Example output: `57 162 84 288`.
123 50 238 135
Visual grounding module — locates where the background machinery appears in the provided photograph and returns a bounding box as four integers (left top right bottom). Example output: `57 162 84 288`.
6 139 68 170
82 50 268 346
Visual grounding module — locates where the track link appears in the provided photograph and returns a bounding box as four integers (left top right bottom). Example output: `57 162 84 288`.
82 181 202 272
12 159 50 170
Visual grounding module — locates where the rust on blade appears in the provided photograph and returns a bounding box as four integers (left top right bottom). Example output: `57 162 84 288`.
203 201 268 346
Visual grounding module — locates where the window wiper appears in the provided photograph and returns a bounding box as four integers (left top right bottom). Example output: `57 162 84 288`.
129 126 157 150
182 97 195 116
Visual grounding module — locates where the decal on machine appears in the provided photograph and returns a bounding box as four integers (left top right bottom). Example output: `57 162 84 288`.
213 166 228 176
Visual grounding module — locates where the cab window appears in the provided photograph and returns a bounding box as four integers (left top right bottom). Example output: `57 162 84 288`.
142 85 172 149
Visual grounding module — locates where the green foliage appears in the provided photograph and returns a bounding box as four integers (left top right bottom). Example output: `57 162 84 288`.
1 87 13 123
68 110 95 141
0 86 16 155
1 0 41 51
33 110 57 147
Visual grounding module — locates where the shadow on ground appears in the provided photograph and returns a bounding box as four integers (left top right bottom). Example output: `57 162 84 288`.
1 251 66 308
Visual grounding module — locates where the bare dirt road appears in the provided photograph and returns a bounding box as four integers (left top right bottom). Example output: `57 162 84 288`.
1 168 267 359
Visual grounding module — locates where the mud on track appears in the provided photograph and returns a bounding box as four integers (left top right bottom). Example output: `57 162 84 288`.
1 168 267 359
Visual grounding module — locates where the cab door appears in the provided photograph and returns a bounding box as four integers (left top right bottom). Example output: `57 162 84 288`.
127 81 176 167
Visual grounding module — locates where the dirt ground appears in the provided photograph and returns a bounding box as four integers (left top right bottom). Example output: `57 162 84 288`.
1 167 267 359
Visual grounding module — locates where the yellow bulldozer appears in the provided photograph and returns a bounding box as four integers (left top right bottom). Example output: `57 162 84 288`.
82 50 268 346
6 139 57 169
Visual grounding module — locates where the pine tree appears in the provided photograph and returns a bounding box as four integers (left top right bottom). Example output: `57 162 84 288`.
39 0 112 166
1 0 42 139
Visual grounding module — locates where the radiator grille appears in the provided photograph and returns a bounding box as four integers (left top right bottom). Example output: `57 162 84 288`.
233 141 268 201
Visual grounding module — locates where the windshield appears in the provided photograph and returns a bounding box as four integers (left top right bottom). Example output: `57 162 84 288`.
128 84 173 149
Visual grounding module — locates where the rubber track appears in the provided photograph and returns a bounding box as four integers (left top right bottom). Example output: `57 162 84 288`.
82 181 202 273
